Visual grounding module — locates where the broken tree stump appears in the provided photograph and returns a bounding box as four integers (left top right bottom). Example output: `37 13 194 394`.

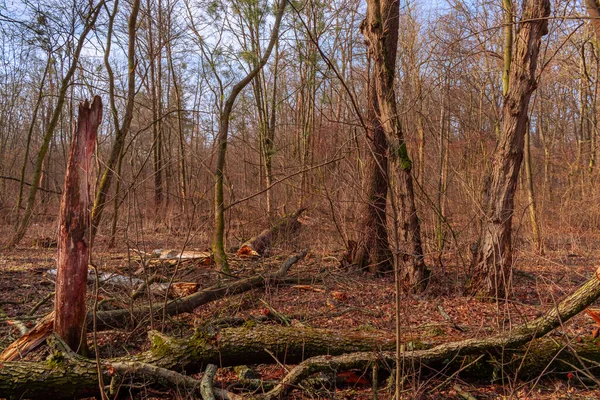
237 207 307 256
54 96 102 354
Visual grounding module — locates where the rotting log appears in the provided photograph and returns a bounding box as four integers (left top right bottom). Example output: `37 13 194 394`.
55 96 102 354
237 208 306 256
3 330 600 399
89 249 308 331
0 324 394 399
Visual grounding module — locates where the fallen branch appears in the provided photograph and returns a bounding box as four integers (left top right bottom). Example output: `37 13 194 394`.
0 311 55 361
200 364 217 400
3 267 600 398
261 267 600 398
90 249 308 331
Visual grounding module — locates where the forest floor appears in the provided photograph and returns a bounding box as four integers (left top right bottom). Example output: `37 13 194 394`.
2 220 600 399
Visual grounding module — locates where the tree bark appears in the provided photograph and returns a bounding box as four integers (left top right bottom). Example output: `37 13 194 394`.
352 83 393 273
468 0 550 298
54 97 102 354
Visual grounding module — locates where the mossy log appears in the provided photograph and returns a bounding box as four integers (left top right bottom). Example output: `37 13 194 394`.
263 266 600 398
0 324 394 399
237 208 306 256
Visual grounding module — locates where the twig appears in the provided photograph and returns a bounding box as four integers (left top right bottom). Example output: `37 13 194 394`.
200 364 218 400
29 292 54 315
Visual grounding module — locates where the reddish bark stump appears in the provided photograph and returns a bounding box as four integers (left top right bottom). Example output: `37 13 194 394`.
54 96 102 354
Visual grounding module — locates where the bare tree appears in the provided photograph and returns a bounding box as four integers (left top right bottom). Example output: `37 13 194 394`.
467 0 550 298
212 0 286 272
90 0 140 242
6 1 104 248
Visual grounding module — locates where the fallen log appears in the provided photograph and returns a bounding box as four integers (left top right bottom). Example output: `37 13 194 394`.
262 267 600 398
237 208 306 256
0 324 394 399
89 249 308 331
3 267 600 399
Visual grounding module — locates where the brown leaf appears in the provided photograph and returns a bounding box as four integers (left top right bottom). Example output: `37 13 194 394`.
586 308 600 326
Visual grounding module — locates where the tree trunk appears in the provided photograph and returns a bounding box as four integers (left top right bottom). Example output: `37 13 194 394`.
524 125 543 254
5 3 102 248
90 0 140 242
353 79 393 273
357 0 429 289
212 0 286 272
468 0 550 298
55 97 102 354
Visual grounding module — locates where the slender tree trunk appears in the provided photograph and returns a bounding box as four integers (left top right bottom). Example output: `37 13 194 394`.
467 0 550 298
5 3 102 248
15 56 51 220
167 37 187 214
212 0 286 272
525 125 543 254
55 97 102 354
90 0 140 241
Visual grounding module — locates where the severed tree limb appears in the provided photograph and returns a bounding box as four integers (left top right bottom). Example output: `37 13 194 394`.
90 249 308 331
200 364 217 400
0 311 55 361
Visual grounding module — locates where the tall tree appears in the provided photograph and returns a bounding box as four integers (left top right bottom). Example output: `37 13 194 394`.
90 0 140 241
355 0 429 291
6 1 103 248
467 0 550 298
212 0 286 272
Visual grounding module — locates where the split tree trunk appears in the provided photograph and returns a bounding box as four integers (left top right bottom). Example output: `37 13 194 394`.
356 0 429 290
55 97 102 354
468 0 550 298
